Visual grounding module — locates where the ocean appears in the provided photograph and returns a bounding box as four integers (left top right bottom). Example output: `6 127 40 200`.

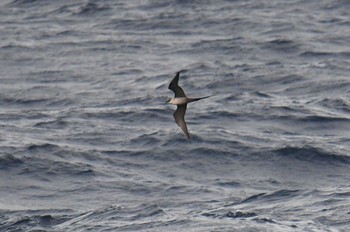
0 0 350 231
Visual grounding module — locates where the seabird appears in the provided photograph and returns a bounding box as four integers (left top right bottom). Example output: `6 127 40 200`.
167 71 210 139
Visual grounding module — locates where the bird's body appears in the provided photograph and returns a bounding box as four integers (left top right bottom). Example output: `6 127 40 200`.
168 97 209 105
167 71 210 139
168 97 188 105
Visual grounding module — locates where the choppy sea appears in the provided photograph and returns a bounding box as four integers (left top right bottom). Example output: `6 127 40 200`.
0 0 350 231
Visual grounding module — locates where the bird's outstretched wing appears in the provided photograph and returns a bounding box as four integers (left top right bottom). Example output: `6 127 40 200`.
173 104 190 139
168 72 187 98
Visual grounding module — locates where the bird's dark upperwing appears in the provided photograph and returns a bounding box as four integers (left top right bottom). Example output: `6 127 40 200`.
168 72 186 97
173 104 190 139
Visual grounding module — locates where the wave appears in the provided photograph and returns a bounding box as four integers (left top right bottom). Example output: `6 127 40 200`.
8 0 44 7
203 209 257 219
262 38 301 53
238 189 300 204
17 157 95 177
77 204 173 231
299 115 350 123
0 154 23 168
0 86 75 108
314 97 350 113
26 143 60 152
271 146 350 164
34 119 68 129
0 143 95 177
74 2 111 16
0 209 74 231
83 107 170 123
300 51 350 58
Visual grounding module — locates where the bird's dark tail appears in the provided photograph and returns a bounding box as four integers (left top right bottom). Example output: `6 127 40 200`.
188 95 212 102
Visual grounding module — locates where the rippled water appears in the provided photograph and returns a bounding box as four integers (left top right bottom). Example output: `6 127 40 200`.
0 0 350 231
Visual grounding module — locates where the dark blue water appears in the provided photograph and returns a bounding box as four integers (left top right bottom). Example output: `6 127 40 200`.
1 0 350 231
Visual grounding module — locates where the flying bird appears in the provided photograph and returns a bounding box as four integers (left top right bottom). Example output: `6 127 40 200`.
167 71 211 139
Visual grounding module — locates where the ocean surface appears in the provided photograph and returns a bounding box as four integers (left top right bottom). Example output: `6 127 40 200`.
0 0 350 231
